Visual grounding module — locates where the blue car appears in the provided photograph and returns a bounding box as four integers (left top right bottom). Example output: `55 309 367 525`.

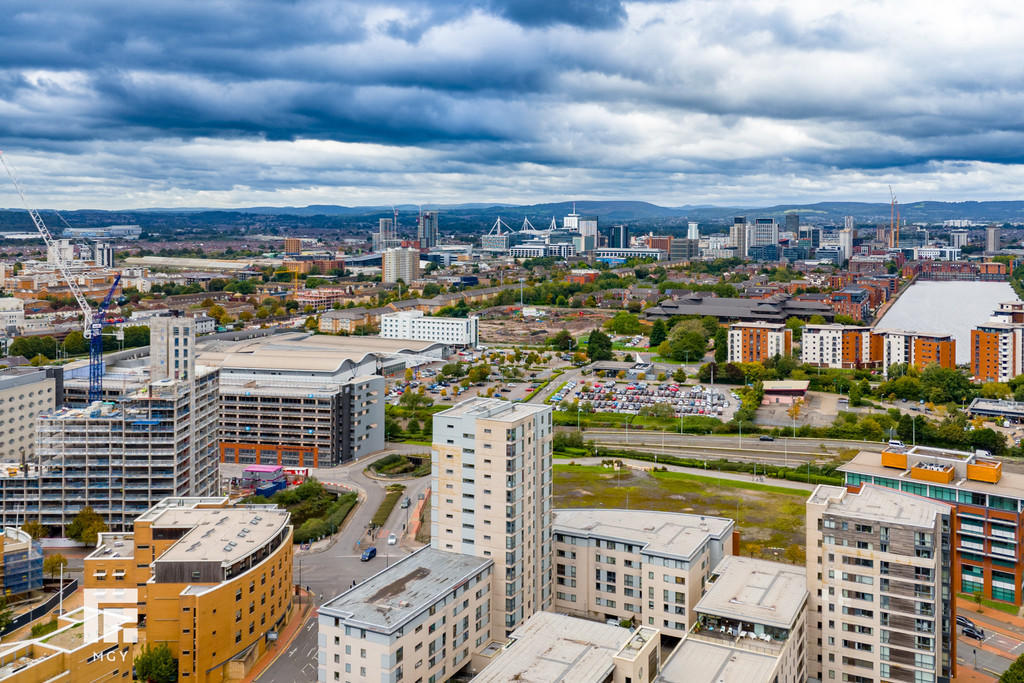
361 547 377 562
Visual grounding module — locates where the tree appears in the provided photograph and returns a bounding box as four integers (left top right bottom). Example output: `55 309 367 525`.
0 597 10 634
604 312 643 335
626 300 643 313
21 520 48 540
550 330 575 351
135 642 178 683
1001 653 1024 683
649 319 667 347
713 326 728 363
62 330 89 355
239 310 254 322
669 331 707 363
586 329 613 361
66 506 108 545
43 554 68 579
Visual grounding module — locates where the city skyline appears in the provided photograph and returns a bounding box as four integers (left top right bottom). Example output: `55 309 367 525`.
1 1 1022 209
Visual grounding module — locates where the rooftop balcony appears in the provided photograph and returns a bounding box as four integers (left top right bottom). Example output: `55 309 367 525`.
690 615 788 656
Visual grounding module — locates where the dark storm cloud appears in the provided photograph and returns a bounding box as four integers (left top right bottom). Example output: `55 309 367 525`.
1 0 1023 207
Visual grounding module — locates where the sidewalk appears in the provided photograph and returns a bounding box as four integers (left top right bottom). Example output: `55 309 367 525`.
239 589 314 683
958 597 1024 638
955 666 996 682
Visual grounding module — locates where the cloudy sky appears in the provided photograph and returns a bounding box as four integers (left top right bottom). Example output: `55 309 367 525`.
1 0 1022 209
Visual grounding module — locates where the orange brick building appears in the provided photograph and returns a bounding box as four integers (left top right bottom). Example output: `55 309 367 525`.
971 323 1023 383
727 322 792 363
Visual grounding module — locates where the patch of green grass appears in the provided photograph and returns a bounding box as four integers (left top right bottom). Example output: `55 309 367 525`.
957 593 1019 615
651 470 808 496
371 485 407 528
554 464 807 553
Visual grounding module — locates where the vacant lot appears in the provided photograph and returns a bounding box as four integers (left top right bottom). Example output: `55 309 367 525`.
553 464 807 561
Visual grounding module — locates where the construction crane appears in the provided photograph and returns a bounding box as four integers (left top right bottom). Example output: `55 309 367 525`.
889 185 900 249
0 152 121 401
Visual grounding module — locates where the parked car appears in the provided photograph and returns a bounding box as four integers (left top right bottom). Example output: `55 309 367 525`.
387 533 398 545
888 440 906 448
361 547 377 561
759 435 775 442
956 615 976 630
400 497 411 509
962 625 986 641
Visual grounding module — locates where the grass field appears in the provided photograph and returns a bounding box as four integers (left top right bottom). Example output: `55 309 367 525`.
554 464 806 560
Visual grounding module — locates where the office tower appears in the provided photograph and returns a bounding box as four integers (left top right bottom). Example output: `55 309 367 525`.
727 322 792 363
749 218 779 248
807 484 953 683
838 228 854 262
987 225 1002 253
730 217 748 256
373 218 401 253
785 213 800 233
844 215 854 231
418 210 439 249
432 398 553 636
578 216 598 241
283 237 302 255
687 221 700 240
610 224 629 249
949 229 969 249
798 225 821 248
382 247 421 283
669 238 700 260
84 497 294 683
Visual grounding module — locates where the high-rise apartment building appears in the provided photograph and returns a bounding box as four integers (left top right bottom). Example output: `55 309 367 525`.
373 218 401 253
432 398 554 636
283 237 302 255
382 247 421 284
838 227 854 262
949 229 969 249
730 217 748 257
150 314 196 381
418 210 439 249
971 322 1024 382
807 483 954 683
727 322 792 363
987 225 1002 253
578 216 598 241
687 221 700 240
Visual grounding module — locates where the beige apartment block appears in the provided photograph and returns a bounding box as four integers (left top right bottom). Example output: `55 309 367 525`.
806 484 954 683
471 611 662 683
317 547 493 683
551 509 735 638
431 398 553 637
685 556 808 683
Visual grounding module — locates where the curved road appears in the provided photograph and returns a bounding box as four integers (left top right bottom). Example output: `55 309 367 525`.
220 444 433 683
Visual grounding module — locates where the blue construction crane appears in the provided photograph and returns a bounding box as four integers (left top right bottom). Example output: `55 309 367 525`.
0 152 121 402
89 273 122 402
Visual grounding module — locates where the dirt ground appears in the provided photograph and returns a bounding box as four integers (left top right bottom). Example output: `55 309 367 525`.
553 465 807 562
478 308 611 345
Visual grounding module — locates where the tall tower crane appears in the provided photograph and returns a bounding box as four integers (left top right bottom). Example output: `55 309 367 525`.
0 152 121 401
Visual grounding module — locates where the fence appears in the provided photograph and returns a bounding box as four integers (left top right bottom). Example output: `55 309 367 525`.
1 578 79 636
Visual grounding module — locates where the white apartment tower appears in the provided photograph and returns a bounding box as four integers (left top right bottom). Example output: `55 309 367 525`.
730 218 748 257
687 221 699 240
839 228 854 262
987 225 1001 253
432 398 554 637
149 315 195 381
806 484 953 683
949 229 969 249
382 247 421 284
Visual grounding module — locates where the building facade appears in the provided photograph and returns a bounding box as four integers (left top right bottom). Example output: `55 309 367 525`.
551 509 734 639
806 483 953 683
971 322 1024 383
417 210 439 249
727 322 793 363
84 497 294 683
431 398 554 637
987 225 1002 253
380 310 479 347
0 368 59 463
218 375 384 468
382 248 420 284
879 329 957 375
801 324 881 369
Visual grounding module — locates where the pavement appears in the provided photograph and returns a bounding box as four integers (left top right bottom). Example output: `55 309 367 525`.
225 448 431 682
956 598 1023 679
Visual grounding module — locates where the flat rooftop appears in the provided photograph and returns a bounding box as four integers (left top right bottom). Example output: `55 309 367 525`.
473 612 632 683
436 396 550 421
197 332 444 373
149 505 290 567
695 557 807 629
816 481 952 527
554 509 733 562
657 638 778 683
320 547 491 634
841 451 1024 499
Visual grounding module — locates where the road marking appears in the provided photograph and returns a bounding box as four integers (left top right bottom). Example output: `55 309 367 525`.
306 620 315 631
307 646 317 658
985 668 1002 676
288 647 297 657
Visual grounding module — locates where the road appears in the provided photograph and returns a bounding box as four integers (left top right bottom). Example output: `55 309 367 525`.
957 636 1012 679
221 446 432 683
